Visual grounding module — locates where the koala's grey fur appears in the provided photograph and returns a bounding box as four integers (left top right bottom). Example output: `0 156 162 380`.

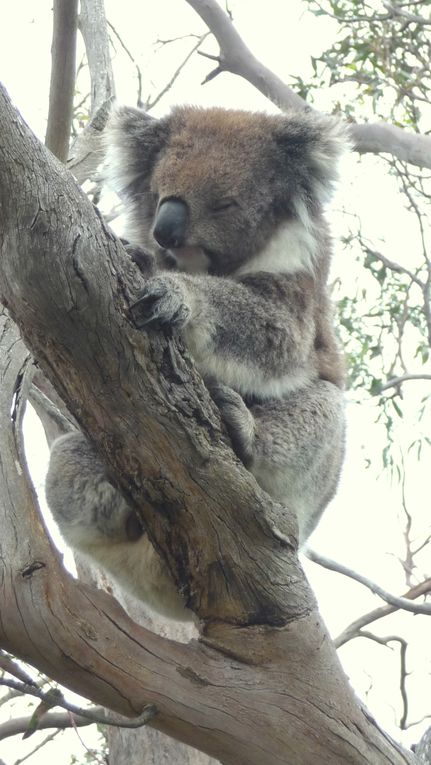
46 105 347 621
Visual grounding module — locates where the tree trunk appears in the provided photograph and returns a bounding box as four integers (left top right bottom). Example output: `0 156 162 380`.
0 83 417 765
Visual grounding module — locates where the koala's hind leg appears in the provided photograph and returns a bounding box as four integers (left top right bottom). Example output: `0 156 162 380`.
46 432 143 546
45 433 192 621
211 381 345 545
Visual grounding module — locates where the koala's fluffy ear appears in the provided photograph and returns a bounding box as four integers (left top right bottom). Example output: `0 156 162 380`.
274 111 349 215
104 105 170 197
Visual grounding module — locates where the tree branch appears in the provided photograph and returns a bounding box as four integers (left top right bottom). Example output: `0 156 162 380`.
0 679 156 732
306 550 431 615
184 0 431 170
0 653 37 687
67 0 115 185
184 0 306 112
0 711 90 741
78 0 115 113
0 84 418 765
13 730 61 765
145 32 210 111
377 374 431 393
45 0 78 162
334 578 431 648
0 82 305 629
67 97 113 185
381 1 431 26
351 121 431 173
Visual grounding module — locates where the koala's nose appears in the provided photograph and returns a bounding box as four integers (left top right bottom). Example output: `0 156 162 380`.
153 198 188 249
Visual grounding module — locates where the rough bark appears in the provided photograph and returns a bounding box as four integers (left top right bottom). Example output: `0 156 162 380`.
107 716 215 765
0 87 306 630
31 373 217 765
184 0 431 170
0 84 418 765
46 2 214 761
105 581 218 765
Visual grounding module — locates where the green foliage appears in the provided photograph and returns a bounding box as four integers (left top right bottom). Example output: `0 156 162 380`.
336 209 430 473
306 0 431 130
303 2 431 477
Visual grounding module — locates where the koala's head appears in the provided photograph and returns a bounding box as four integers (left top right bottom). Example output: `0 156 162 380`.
106 105 347 275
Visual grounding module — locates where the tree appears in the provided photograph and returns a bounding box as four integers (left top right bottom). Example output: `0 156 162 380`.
0 1 430 763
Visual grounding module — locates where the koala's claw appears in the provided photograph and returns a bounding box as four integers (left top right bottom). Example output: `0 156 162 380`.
125 511 146 541
209 383 255 466
209 382 244 410
130 276 191 330
121 241 155 276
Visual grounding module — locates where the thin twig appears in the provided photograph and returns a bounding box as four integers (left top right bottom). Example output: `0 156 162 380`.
334 577 431 648
107 20 143 107
13 730 61 765
0 680 157 729
145 32 210 111
306 549 431 614
0 653 37 686
382 0 431 25
377 374 431 393
68 712 107 765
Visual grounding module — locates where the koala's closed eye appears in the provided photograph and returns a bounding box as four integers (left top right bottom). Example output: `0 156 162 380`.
209 198 239 213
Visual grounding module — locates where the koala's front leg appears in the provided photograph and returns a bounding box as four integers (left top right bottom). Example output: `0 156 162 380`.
130 274 192 329
130 271 316 399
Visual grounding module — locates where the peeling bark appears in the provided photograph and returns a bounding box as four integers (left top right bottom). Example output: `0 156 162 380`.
79 0 115 113
0 84 418 764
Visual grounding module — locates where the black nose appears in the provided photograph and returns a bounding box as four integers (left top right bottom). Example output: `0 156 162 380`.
153 198 188 249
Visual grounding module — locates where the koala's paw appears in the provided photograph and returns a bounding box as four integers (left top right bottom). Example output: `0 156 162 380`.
209 383 255 466
130 275 191 330
121 240 155 276
125 510 146 541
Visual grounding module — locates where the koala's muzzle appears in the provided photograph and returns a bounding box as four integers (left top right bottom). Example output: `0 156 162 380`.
153 198 188 249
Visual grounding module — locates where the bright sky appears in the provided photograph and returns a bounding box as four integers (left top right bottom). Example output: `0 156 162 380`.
0 1 430 763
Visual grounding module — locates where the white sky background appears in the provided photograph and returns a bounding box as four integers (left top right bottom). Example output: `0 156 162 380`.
1 1 430 762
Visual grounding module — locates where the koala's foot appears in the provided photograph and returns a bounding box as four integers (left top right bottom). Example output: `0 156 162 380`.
209 383 255 467
130 275 191 329
46 434 192 620
46 432 144 549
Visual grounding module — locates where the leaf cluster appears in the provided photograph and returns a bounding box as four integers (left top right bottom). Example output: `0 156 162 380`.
307 0 431 130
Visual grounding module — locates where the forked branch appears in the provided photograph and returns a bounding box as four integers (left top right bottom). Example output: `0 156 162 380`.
184 0 431 170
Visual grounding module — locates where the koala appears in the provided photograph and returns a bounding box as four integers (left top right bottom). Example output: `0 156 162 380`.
46 105 347 621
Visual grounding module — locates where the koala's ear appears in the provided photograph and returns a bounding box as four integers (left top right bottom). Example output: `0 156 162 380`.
104 105 170 197
274 111 350 211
